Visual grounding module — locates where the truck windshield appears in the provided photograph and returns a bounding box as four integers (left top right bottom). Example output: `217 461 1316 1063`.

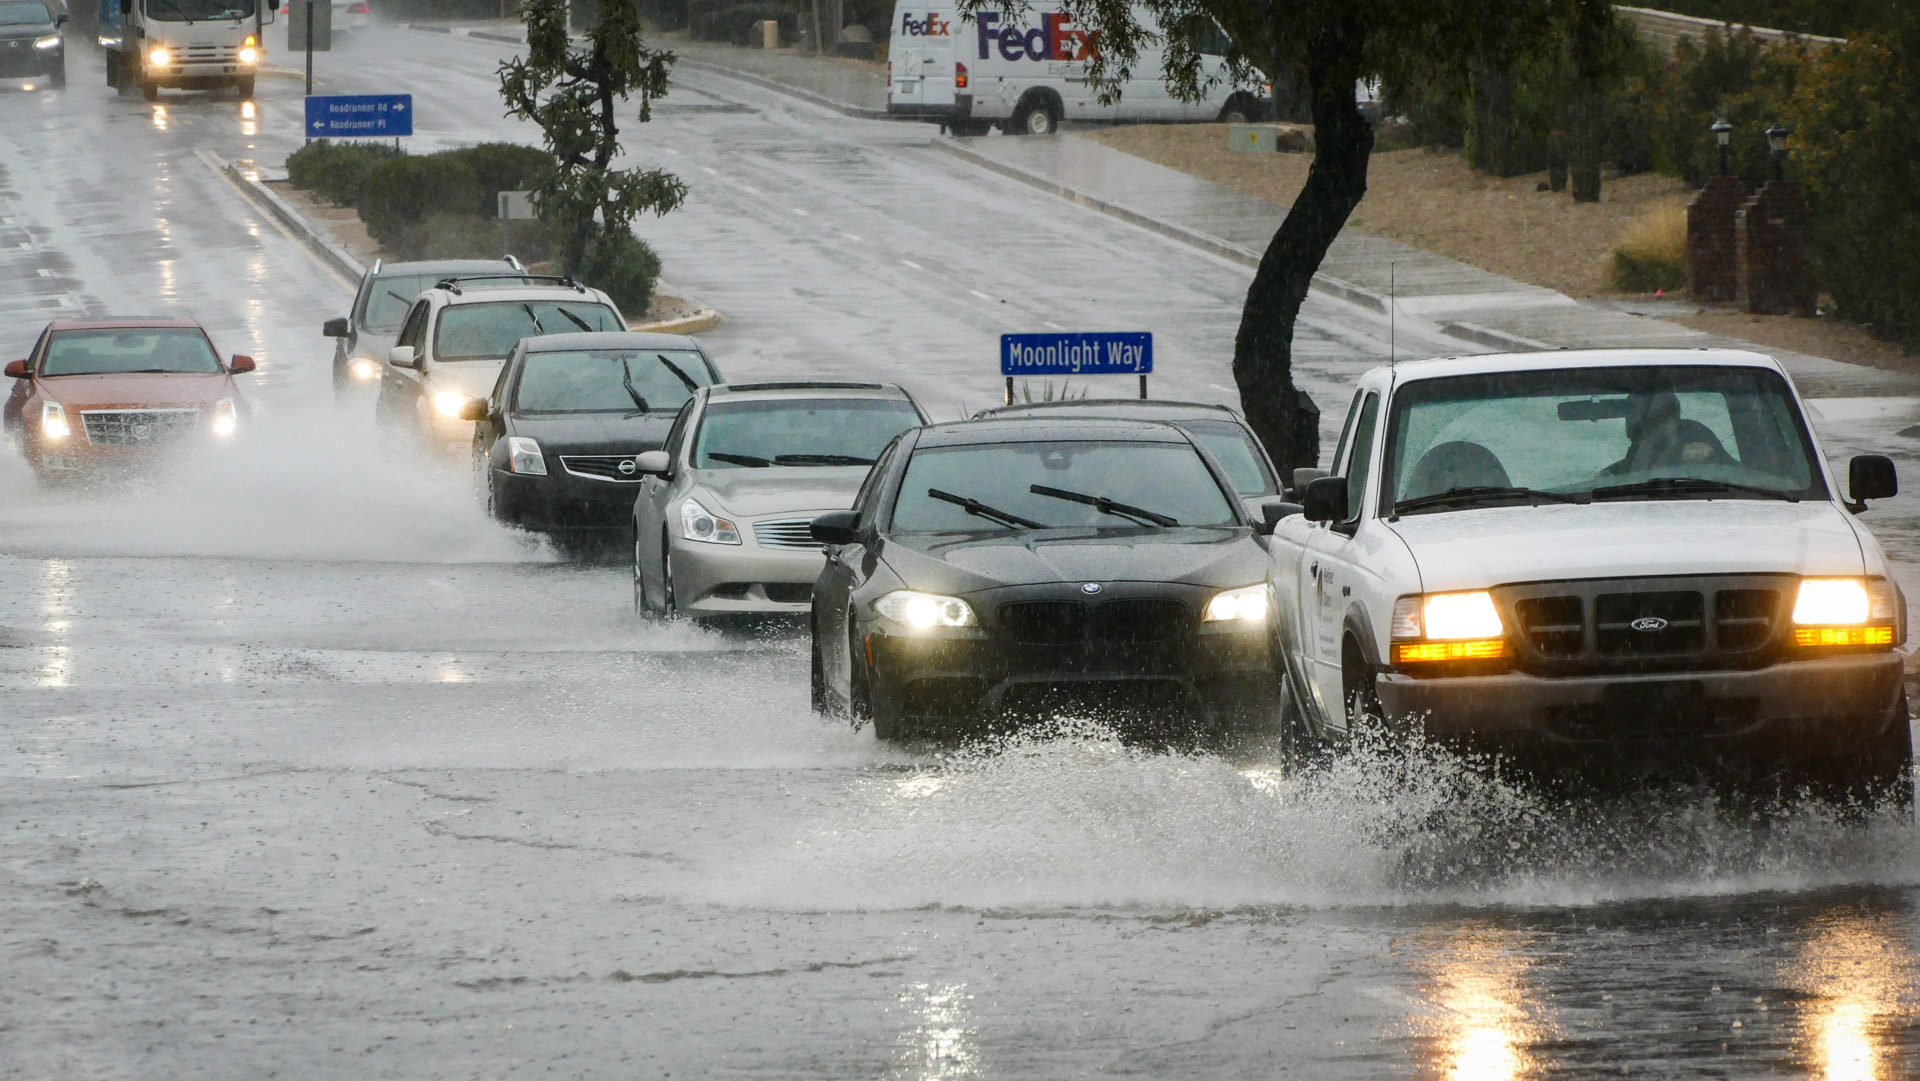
145 0 255 19
693 398 921 469
0 1 53 24
891 440 1236 531
40 329 224 376
1381 365 1826 515
513 350 712 414
432 300 623 361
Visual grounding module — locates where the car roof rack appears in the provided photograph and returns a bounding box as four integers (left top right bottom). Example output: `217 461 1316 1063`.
504 254 525 271
433 273 580 295
371 257 382 275
715 380 891 393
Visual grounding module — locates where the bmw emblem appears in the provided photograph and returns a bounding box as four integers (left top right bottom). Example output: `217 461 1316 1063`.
1629 616 1669 632
617 458 637 475
1080 583 1102 594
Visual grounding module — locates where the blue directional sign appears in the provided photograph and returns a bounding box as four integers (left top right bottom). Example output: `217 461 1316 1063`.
304 94 413 138
1000 332 1152 376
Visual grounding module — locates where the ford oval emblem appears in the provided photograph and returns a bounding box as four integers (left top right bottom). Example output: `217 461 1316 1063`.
1629 616 1669 632
1081 582 1102 595
618 458 637 475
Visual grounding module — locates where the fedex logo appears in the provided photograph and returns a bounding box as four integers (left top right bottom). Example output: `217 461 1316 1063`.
975 9 1094 62
899 11 950 36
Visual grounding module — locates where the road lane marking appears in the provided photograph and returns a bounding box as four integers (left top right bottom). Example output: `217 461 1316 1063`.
900 259 923 270
791 208 810 217
843 233 861 242
968 289 992 301
37 269 51 277
701 166 718 174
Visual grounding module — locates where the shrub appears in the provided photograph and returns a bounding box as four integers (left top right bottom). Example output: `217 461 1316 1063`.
360 155 484 246
453 143 552 218
1610 204 1688 292
390 212 559 262
573 230 661 318
1645 28 1812 187
285 140 403 207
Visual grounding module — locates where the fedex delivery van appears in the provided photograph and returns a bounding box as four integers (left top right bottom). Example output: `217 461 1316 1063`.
888 1 1264 134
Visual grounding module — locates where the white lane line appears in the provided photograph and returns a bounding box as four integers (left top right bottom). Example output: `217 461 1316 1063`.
660 145 681 154
843 233 862 242
16 242 29 250
37 268 52 277
791 207 810 217
1043 320 1063 329
900 259 923 270
701 166 718 175
1209 383 1233 392
968 289 992 301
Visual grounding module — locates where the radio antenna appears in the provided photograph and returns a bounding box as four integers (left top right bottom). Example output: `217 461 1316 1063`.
1389 262 1397 366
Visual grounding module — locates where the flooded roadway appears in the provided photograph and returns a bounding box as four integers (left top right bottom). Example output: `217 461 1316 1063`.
1 26 1919 1080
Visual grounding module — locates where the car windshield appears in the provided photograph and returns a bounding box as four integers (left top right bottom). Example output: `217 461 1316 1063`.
891 440 1236 531
1382 365 1826 515
39 329 223 376
432 300 623 361
514 349 713 414
0 1 52 24
144 0 255 19
1174 419 1273 495
361 275 439 332
692 398 921 468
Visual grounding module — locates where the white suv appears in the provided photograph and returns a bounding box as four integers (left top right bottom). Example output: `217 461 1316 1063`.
377 275 625 449
1270 348 1911 804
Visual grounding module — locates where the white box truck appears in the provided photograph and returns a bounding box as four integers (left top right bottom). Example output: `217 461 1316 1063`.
888 1 1264 134
100 0 272 100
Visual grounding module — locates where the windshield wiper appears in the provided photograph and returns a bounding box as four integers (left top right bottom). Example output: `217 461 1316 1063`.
707 451 771 467
385 289 413 306
1029 484 1177 527
1591 477 1800 503
773 453 875 466
521 302 546 333
555 306 595 332
656 354 699 392
618 358 650 414
153 0 192 22
1394 485 1586 514
927 488 1045 530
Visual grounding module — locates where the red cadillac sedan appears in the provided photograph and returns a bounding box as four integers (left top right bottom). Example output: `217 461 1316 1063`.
3 317 255 481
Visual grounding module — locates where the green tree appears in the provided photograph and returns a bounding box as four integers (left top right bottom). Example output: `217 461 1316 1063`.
957 0 1558 472
500 0 687 307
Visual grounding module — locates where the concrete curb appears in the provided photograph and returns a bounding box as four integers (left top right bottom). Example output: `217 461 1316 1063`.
673 56 890 120
931 137 1559 355
632 309 723 335
212 154 365 284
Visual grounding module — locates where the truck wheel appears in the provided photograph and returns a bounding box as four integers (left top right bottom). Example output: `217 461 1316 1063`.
1342 638 1388 739
142 74 159 102
1007 93 1060 136
1218 92 1261 124
1849 696 1914 811
238 76 255 98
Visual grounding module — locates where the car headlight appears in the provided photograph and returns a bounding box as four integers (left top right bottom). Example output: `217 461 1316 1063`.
238 45 258 63
34 34 60 49
210 398 237 438
1792 578 1898 647
1202 583 1269 623
505 436 546 475
148 45 170 66
874 590 976 630
349 357 380 381
679 498 739 544
40 400 69 441
1390 591 1507 664
433 391 472 418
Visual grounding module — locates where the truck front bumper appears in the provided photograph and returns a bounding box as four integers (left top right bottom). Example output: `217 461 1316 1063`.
1377 651 1905 750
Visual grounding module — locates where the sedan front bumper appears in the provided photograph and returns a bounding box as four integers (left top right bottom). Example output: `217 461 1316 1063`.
492 468 640 533
669 523 830 615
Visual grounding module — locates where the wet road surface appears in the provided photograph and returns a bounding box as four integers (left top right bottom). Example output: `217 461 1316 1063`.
2 27 1920 1080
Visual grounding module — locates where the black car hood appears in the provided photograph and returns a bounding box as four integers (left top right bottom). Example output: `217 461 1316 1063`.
508 411 676 454
0 24 55 38
880 528 1268 595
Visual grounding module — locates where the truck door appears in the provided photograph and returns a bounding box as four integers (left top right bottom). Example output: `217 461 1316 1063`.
889 4 955 109
1302 390 1380 731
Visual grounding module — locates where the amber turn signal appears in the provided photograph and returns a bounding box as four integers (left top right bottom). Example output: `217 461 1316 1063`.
1793 626 1895 647
1394 639 1506 664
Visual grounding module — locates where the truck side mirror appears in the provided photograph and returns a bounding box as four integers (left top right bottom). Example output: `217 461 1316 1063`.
1850 454 1897 503
457 400 488 421
1302 477 1348 523
810 510 860 546
323 317 350 338
228 355 256 374
3 360 28 379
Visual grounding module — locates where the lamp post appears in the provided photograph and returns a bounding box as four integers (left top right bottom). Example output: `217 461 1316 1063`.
1711 117 1732 177
1766 122 1789 181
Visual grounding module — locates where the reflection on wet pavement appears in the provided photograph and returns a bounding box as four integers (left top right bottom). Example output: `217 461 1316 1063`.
1412 928 1544 1081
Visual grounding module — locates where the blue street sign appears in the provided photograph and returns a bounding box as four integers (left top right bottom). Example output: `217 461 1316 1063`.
1000 332 1152 376
304 94 413 138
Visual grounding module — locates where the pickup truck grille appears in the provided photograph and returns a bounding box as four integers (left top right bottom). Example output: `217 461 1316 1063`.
1499 576 1788 674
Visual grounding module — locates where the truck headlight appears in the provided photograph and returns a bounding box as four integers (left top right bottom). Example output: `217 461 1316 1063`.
34 34 60 49
1792 578 1898 647
875 590 976 630
432 391 471 418
210 398 237 438
40 400 69 441
349 357 380 381
238 45 258 63
148 45 170 67
679 498 739 544
505 436 546 475
1390 591 1507 664
1203 583 1269 623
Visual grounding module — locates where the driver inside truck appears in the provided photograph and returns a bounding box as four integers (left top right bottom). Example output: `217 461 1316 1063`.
1600 390 1735 476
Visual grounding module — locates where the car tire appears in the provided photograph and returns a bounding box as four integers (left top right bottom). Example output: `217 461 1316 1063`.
848 623 888 736
1007 93 1060 136
659 533 679 618
49 61 65 89
810 622 832 715
1841 695 1914 812
632 526 648 614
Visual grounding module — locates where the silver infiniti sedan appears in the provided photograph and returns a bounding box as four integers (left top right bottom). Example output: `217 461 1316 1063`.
630 381 928 618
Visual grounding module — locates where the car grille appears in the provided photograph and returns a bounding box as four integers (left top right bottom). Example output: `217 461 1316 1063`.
80 408 199 447
996 598 1192 646
753 517 823 551
1498 576 1788 673
559 455 644 482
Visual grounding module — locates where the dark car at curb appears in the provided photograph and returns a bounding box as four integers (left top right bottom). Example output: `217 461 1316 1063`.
0 0 65 88
807 417 1296 741
470 332 720 550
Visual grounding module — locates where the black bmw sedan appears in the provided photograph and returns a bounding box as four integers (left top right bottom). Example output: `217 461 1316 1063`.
470 331 720 551
808 418 1294 740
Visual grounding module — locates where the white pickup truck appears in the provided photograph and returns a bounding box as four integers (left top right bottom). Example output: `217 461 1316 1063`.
1269 348 1912 804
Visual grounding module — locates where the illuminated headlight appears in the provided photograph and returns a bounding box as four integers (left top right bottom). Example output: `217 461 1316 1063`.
1203 583 1269 623
210 398 237 438
40 400 69 441
1390 591 1507 664
1791 578 1898 647
148 45 170 66
1792 579 1872 625
237 45 258 63
432 391 471 418
34 34 60 49
505 436 546 475
348 357 380 381
875 590 976 630
679 498 739 544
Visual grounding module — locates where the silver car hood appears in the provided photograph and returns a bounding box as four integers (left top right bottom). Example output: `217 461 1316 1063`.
694 465 868 518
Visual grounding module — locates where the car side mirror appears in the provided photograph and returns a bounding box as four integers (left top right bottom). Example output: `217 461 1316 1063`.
1302 476 1349 523
323 317 350 338
633 450 671 476
1252 499 1303 535
810 510 861 546
457 399 488 421
387 346 419 371
1850 454 1897 504
3 360 28 379
228 355 256 374
55 12 67 23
